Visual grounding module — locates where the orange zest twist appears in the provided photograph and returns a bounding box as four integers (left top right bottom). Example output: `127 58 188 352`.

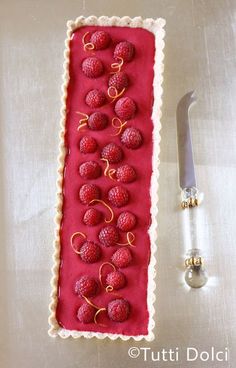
70 231 86 254
110 57 124 73
100 158 116 180
82 32 95 51
83 296 106 326
107 86 126 103
99 262 116 292
116 232 135 247
76 111 89 131
89 198 114 223
111 117 127 136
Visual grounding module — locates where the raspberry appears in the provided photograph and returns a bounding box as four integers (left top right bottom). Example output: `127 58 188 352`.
79 161 101 179
98 225 119 247
107 299 130 322
82 57 103 78
79 136 97 154
111 247 132 268
121 127 142 149
101 143 123 163
75 275 98 298
106 270 126 290
83 208 102 226
79 184 100 205
114 41 134 62
108 186 129 208
117 211 136 232
88 112 108 131
79 241 101 263
85 89 106 108
90 30 111 50
77 303 95 323
108 72 129 92
116 164 136 183
114 97 136 120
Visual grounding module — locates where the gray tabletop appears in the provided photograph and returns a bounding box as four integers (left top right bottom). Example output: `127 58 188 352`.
1 1 236 367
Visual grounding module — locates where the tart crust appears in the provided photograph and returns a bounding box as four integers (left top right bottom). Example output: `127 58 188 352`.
48 15 165 341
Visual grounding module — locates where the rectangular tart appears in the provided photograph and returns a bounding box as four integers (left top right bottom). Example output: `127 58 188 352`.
49 16 165 341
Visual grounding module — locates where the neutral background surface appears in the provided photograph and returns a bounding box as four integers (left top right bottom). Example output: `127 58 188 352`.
1 1 236 367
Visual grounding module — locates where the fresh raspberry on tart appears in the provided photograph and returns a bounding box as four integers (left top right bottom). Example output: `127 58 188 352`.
88 112 108 131
83 208 102 226
79 136 97 154
111 247 132 268
79 184 100 205
108 186 129 208
75 275 99 298
85 89 106 108
90 30 111 50
120 127 142 149
117 211 136 232
114 41 135 62
116 164 136 183
79 161 101 180
79 241 101 263
77 303 96 324
114 97 136 120
101 142 123 164
98 225 119 247
106 270 126 290
82 57 104 78
107 299 130 322
108 72 129 92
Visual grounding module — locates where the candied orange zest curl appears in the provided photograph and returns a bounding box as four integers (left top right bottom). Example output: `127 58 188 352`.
107 86 126 103
89 199 114 223
110 57 124 73
76 111 89 131
111 117 127 136
116 232 135 247
100 158 110 176
108 168 116 180
83 295 101 310
99 262 116 288
101 158 116 180
70 231 86 254
106 285 114 292
82 32 94 51
94 308 107 326
99 262 118 296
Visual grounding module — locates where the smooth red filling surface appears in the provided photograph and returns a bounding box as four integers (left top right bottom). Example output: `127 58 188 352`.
56 25 155 336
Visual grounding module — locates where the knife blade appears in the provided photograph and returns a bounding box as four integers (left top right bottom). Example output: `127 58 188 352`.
176 90 197 190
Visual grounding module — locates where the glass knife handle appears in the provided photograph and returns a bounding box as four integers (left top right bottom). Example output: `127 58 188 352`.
180 186 204 209
180 188 208 288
